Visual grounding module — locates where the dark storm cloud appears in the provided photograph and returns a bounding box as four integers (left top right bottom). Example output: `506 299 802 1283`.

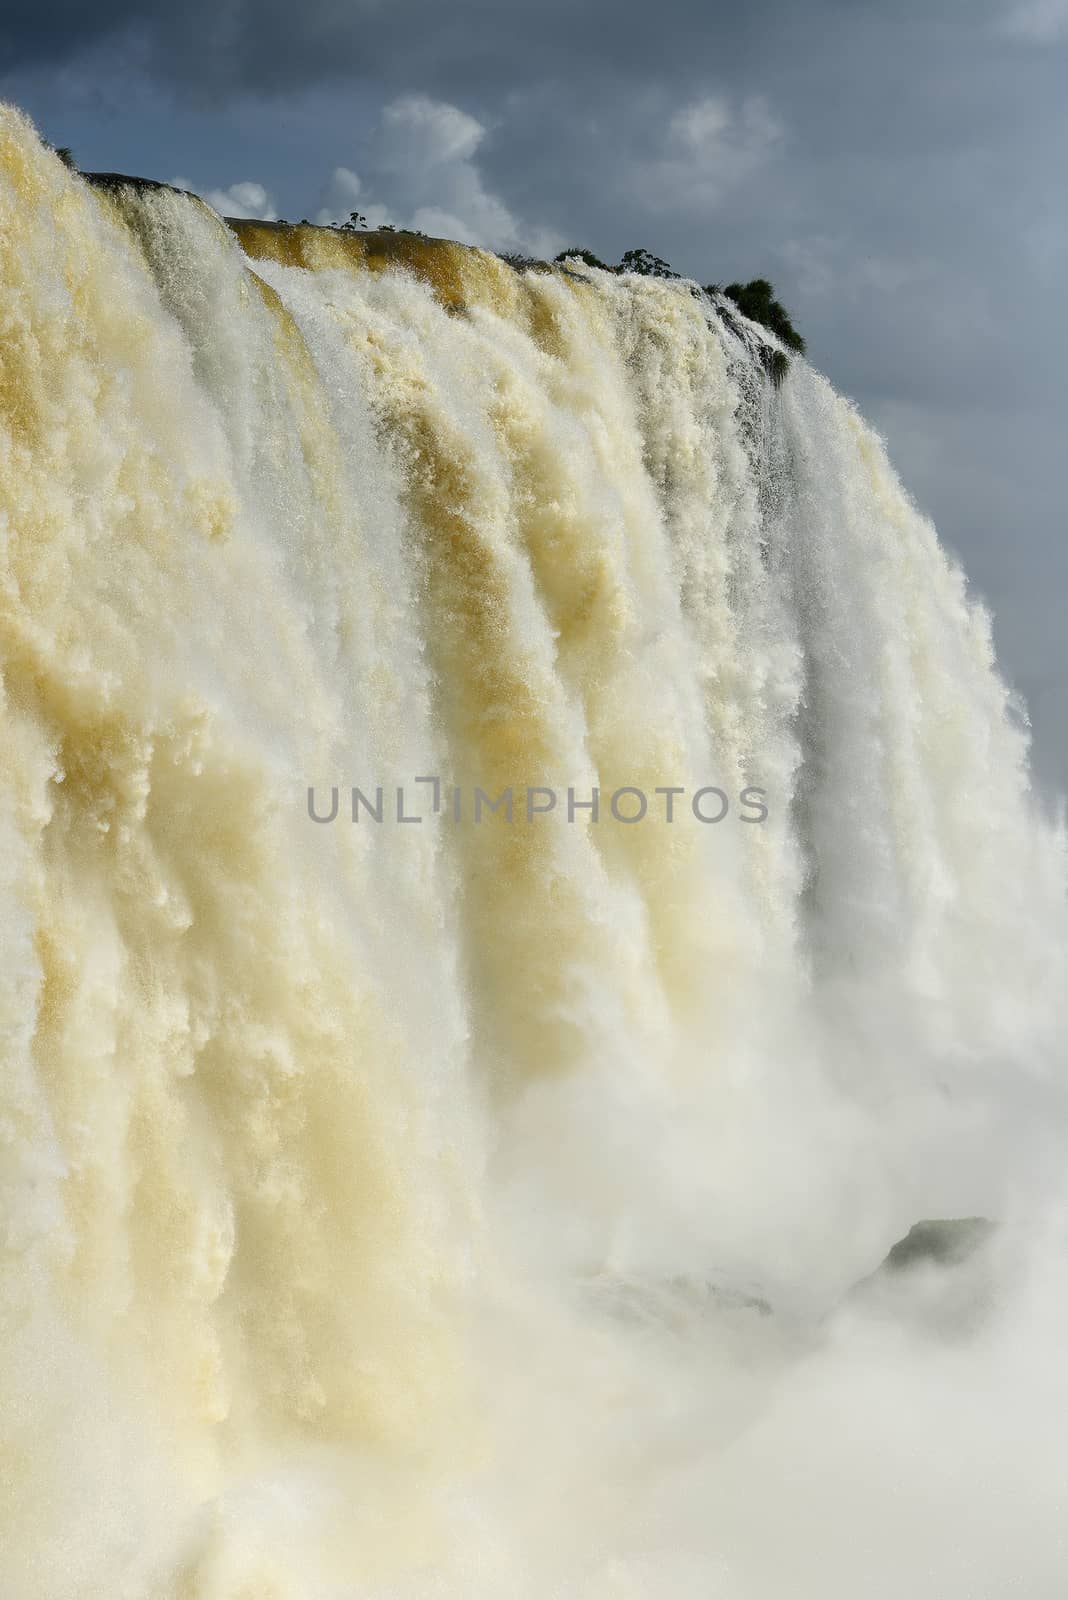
0 0 142 70
2 0 1065 790
0 0 997 95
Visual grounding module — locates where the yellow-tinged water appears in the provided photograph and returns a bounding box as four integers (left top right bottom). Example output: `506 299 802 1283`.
2 106 1067 1600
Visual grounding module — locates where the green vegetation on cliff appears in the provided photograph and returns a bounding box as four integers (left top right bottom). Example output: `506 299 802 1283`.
715 278 806 355
44 141 77 169
554 247 806 378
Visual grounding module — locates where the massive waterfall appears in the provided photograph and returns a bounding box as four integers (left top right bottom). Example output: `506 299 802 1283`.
2 107 1067 1598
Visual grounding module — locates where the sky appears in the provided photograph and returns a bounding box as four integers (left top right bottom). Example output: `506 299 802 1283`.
2 0 1065 794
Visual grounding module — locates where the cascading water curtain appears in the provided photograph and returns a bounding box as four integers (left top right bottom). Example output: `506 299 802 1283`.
2 107 1067 1600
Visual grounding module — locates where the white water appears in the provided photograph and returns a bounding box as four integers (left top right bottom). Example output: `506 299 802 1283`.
2 108 1067 1598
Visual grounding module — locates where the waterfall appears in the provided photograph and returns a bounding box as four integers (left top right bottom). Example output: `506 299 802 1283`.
2 106 1066 1600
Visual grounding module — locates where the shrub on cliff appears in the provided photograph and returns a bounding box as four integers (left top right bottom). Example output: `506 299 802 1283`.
553 246 681 278
716 278 806 355
500 250 553 272
554 247 612 271
618 247 679 279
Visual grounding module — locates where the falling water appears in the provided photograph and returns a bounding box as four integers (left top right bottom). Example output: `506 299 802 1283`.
2 107 1066 1599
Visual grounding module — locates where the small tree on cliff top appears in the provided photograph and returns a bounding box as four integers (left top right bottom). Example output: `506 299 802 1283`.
717 278 806 354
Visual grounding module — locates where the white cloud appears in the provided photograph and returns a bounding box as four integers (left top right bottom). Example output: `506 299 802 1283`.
378 95 485 171
173 176 279 221
996 0 1068 38
313 166 391 229
311 95 560 255
670 95 739 155
175 95 561 255
633 93 785 214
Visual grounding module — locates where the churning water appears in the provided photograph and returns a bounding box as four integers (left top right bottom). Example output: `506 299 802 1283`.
2 108 1067 1598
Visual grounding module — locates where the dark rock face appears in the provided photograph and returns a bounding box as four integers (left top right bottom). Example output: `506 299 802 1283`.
845 1217 1000 1339
881 1217 996 1274
83 171 194 198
